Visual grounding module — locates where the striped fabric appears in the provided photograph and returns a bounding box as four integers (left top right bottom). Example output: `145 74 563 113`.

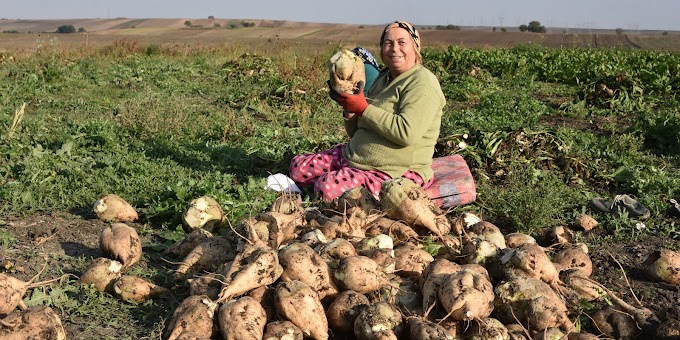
424 155 477 208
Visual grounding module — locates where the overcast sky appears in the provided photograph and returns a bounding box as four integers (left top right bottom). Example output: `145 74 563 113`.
3 0 678 31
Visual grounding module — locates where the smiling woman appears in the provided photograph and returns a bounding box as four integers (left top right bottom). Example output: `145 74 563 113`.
289 20 446 201
379 20 421 77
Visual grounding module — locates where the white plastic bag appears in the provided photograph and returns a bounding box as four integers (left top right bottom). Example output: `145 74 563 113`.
265 173 301 194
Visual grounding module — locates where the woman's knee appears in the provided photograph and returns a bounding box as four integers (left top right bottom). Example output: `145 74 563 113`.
289 155 314 183
314 172 354 201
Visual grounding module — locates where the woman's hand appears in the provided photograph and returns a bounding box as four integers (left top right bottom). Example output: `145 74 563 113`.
328 81 368 116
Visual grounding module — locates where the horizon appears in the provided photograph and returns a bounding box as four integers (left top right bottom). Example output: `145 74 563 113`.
2 0 679 31
0 17 675 34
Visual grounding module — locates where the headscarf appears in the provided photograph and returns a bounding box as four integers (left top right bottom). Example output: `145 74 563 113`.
379 20 421 55
352 47 380 70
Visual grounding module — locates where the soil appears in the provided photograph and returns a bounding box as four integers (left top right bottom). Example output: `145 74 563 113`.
2 212 679 339
0 213 176 339
584 232 680 338
1 19 680 53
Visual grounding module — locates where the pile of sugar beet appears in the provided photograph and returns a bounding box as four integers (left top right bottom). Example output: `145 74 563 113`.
2 178 680 340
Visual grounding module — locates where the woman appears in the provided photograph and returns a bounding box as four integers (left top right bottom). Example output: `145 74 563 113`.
290 20 446 201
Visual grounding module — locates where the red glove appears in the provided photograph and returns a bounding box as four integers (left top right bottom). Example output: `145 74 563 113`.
329 81 368 116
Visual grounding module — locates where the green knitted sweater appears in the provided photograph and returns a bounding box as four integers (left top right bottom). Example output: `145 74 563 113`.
342 64 446 181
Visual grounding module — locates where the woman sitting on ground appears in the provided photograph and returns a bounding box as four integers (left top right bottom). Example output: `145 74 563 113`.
289 20 446 201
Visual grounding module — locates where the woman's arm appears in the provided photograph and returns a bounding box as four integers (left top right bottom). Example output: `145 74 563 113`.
343 110 359 137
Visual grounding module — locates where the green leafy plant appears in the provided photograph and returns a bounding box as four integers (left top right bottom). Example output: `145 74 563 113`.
0 228 18 248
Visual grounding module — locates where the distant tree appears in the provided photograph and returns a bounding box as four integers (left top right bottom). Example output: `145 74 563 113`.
208 16 215 19
241 21 255 27
615 28 624 35
184 20 192 27
527 21 546 33
78 27 86 32
56 25 76 34
359 25 365 29
500 27 507 32
662 31 669 35
492 27 497 32
213 23 221 28
519 24 528 32
435 24 461 31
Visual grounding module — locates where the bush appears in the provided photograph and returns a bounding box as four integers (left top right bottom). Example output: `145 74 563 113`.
527 21 546 33
436 25 461 31
56 25 76 34
615 28 624 35
184 20 192 27
519 21 546 33
78 27 86 33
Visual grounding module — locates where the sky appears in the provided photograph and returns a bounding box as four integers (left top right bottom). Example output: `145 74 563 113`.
2 0 678 31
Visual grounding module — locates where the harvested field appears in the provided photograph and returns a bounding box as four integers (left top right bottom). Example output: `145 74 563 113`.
1 18 679 52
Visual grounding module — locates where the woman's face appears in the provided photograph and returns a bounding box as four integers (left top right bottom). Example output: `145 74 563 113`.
381 28 418 78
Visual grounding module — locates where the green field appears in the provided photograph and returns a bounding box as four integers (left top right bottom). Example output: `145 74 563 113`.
2 40 678 231
1 37 679 338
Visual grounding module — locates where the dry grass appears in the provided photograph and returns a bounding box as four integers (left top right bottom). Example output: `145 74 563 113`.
2 18 680 53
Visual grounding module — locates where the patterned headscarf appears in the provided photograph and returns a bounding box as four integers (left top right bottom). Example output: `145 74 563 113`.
380 20 421 54
352 47 380 70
